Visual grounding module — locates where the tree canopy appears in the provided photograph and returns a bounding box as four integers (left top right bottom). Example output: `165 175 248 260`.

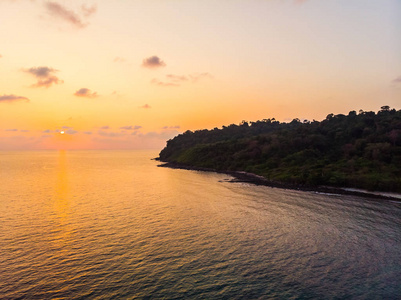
158 107 401 193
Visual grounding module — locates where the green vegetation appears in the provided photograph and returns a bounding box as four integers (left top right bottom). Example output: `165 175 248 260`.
158 106 401 193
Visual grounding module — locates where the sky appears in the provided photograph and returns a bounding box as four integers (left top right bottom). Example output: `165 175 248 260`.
0 0 400 150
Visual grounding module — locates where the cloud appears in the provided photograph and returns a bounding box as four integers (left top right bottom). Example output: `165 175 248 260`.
0 54 2 58
100 126 109 130
139 104 151 109
114 57 126 63
110 90 124 98
166 74 188 82
120 125 142 130
91 128 181 150
142 56 166 69
43 128 78 134
24 66 63 88
166 73 213 83
5 129 18 132
139 130 181 140
81 4 97 17
83 131 92 135
98 130 125 137
44 1 97 29
65 129 78 134
74 88 98 98
152 72 213 87
0 135 42 151
162 125 180 130
0 94 29 103
188 72 213 82
392 76 401 84
151 78 179 87
42 126 78 134
43 128 77 134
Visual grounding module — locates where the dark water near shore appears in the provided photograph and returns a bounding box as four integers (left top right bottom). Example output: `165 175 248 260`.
1 150 400 299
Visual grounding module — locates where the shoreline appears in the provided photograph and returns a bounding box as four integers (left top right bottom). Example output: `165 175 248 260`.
157 161 401 202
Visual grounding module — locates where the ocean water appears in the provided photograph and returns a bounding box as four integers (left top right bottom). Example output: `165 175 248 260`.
0 150 400 299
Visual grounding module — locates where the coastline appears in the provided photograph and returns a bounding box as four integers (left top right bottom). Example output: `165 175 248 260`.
157 161 401 202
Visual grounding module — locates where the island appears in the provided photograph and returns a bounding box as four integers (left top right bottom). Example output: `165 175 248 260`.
157 106 401 198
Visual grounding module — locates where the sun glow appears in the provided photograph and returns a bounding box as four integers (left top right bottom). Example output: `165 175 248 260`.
0 1 399 151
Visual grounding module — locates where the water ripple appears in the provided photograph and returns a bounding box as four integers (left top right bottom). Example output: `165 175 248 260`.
1 151 400 299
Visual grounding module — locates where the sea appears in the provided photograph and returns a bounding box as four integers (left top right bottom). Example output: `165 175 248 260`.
1 150 400 299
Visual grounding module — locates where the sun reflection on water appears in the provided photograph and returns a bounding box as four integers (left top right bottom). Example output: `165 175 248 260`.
52 150 71 246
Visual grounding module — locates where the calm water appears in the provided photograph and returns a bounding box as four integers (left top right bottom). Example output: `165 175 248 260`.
1 150 400 299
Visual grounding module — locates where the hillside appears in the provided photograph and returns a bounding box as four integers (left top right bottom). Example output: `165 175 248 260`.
158 106 401 193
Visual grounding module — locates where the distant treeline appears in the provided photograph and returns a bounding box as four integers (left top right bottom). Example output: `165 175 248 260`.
158 106 401 192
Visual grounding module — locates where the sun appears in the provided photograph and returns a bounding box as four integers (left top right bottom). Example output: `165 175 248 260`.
60 131 65 135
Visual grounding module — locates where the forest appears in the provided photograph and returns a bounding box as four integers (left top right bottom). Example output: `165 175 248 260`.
158 106 401 193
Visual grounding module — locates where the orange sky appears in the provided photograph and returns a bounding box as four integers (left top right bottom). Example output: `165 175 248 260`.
0 0 400 150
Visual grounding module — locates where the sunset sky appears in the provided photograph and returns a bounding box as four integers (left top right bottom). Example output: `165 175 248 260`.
1 0 400 150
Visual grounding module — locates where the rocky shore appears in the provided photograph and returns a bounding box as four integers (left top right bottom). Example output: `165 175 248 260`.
157 161 401 202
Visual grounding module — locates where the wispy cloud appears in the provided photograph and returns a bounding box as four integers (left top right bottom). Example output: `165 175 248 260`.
65 128 78 134
91 128 181 149
162 125 180 130
5 128 18 132
100 126 109 130
43 128 78 134
151 79 179 87
142 56 166 69
162 125 181 130
110 90 124 99
74 88 98 98
392 76 401 84
152 72 213 87
24 66 63 88
114 57 126 63
81 4 97 17
139 130 181 140
120 125 142 130
98 130 125 137
139 104 151 109
0 94 29 103
166 74 188 82
189 72 213 82
44 1 97 29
